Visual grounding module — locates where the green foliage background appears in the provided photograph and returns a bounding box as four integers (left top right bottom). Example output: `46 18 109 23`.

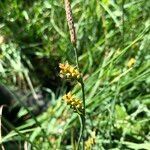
0 0 150 149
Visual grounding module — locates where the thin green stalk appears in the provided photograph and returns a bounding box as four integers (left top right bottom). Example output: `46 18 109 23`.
74 47 80 70
80 78 86 150
73 46 86 150
77 114 83 150
122 0 125 48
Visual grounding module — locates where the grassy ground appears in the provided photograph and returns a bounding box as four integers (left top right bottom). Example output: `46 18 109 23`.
0 0 150 149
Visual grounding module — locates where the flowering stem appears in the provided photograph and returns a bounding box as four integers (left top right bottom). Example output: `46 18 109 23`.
73 46 86 150
80 79 86 150
64 0 85 148
74 46 80 70
77 114 83 149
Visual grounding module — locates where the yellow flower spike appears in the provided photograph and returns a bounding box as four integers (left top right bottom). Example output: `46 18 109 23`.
62 92 83 112
59 63 81 79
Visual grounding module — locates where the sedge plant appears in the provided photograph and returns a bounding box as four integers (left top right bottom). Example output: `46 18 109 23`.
0 0 149 149
59 0 86 149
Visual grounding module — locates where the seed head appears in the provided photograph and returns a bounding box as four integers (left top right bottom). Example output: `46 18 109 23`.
59 62 81 79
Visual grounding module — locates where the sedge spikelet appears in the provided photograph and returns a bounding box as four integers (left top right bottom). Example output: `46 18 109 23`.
62 92 83 112
59 62 81 79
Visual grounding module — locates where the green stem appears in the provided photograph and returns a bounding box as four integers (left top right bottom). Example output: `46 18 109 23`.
73 47 80 70
80 79 85 150
73 46 86 150
122 0 125 48
77 114 83 150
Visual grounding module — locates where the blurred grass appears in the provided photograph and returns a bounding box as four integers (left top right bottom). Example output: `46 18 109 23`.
0 0 150 149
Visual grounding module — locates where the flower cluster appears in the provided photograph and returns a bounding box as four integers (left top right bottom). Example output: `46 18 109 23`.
62 92 83 112
59 62 81 79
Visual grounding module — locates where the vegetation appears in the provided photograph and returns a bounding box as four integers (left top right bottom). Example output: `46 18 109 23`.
0 0 150 149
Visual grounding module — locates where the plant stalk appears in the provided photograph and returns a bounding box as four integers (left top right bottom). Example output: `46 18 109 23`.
73 46 86 150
